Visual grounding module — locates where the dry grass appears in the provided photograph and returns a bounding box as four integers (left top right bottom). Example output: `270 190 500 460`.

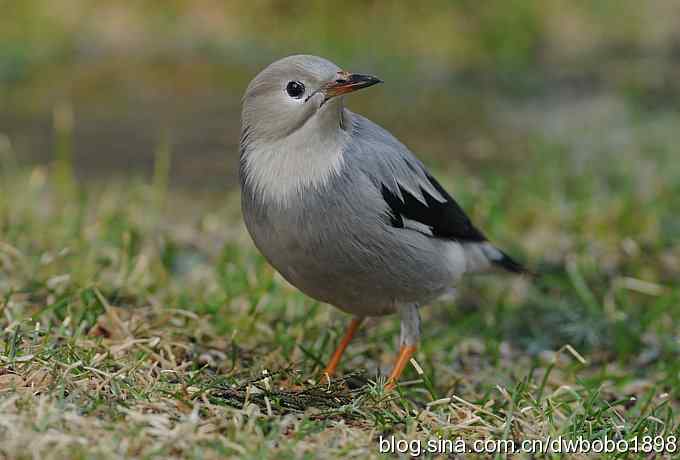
0 160 678 460
2 3 680 458
1 94 680 458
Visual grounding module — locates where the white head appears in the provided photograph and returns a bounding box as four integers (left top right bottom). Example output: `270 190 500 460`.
240 55 381 204
241 55 381 146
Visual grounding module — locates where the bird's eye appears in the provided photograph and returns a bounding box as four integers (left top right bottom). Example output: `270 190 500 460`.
286 81 305 99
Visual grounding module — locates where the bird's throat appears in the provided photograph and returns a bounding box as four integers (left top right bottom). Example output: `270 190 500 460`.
241 112 351 207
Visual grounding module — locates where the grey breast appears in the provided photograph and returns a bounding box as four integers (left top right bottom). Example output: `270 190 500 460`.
241 114 460 316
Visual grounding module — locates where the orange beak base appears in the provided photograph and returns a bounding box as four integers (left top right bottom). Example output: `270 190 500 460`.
324 72 383 98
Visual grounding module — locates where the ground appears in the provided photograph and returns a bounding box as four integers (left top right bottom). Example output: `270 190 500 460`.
1 108 679 458
2 2 680 458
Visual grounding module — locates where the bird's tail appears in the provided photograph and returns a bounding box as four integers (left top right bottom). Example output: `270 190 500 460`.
463 242 531 275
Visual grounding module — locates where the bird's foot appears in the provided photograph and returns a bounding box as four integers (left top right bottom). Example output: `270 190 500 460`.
385 344 417 391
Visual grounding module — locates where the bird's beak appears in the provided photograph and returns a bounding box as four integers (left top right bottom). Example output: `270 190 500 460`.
323 71 383 98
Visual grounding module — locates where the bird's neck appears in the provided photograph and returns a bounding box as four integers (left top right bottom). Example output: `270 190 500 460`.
241 106 353 207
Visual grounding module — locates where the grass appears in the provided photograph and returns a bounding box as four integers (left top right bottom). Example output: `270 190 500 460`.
1 103 679 460
1 3 679 457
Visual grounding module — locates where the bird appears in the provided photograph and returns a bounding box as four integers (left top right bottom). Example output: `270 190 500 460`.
239 55 528 389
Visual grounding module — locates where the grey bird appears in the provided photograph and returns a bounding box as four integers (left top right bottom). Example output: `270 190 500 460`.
239 55 527 388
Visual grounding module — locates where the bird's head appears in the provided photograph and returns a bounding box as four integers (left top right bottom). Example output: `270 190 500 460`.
240 55 381 146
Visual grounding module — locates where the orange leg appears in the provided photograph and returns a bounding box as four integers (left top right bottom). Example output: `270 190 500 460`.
385 345 417 390
323 317 364 377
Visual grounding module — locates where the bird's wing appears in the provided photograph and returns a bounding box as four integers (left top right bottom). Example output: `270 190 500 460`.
350 114 486 242
349 113 526 273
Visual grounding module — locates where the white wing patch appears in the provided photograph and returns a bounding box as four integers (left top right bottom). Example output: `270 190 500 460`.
383 176 448 235
402 216 434 235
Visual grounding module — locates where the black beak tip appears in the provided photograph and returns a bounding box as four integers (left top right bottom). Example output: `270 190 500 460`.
347 73 383 87
362 75 383 85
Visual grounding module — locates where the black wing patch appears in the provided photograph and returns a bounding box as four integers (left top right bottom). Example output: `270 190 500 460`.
381 173 487 243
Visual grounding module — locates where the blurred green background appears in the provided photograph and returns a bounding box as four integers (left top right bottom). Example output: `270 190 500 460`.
2 0 680 188
1 4 680 455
